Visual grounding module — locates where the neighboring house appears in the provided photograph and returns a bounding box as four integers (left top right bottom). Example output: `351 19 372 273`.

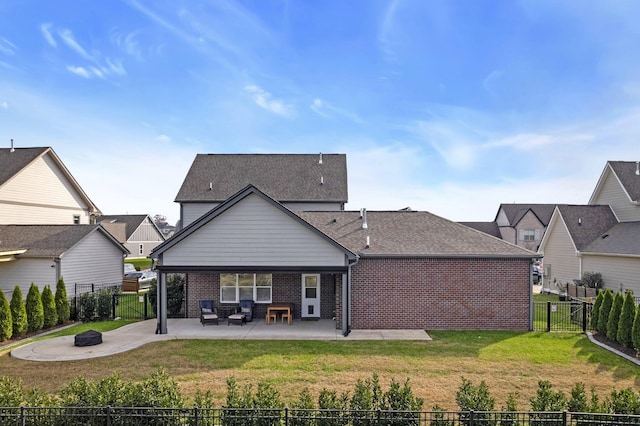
0 147 101 224
460 204 555 251
98 214 165 258
0 225 128 298
175 153 347 228
152 153 539 335
539 161 640 294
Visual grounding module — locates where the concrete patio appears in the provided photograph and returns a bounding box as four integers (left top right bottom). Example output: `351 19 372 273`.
10 318 432 362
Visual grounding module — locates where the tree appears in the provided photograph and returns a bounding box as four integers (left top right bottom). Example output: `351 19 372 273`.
596 289 613 335
606 292 624 340
617 291 635 348
0 291 12 341
9 286 27 337
55 278 70 324
25 283 44 332
590 291 603 330
632 304 640 353
41 285 58 329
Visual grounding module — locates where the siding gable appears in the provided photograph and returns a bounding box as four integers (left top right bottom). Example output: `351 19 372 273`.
163 193 348 267
591 167 640 222
540 212 580 285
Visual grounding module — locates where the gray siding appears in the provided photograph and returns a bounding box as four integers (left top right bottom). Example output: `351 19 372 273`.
125 241 163 258
540 214 580 290
165 193 347 267
182 203 219 227
126 217 165 258
592 169 640 222
0 154 91 224
582 254 640 295
61 230 124 295
0 258 56 298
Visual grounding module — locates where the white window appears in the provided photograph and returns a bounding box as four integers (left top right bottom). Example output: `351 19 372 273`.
139 244 144 255
519 229 540 241
73 215 80 224
220 273 272 303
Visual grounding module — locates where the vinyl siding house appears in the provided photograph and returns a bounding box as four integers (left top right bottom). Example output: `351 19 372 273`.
0 225 128 298
152 154 539 335
0 147 101 225
98 214 165 258
539 161 640 294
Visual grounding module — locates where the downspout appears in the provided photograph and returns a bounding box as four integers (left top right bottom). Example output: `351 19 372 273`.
343 255 359 336
53 257 61 284
156 253 168 334
529 259 534 331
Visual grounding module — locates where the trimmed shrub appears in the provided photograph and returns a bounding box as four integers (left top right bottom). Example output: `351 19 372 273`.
290 388 316 426
10 286 27 337
606 292 624 340
96 290 112 320
0 291 12 341
41 285 58 329
590 291 603 330
529 381 566 426
78 292 96 323
25 283 44 332
55 278 70 324
617 291 635 348
455 377 494 425
581 272 603 288
605 387 640 415
632 304 640 353
596 289 614 335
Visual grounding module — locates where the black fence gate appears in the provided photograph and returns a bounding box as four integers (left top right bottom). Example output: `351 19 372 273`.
533 301 593 332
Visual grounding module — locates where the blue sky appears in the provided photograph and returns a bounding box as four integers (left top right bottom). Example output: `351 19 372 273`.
1 0 639 225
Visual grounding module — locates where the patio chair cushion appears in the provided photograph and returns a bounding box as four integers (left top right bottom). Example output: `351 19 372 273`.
201 308 212 313
241 307 251 313
202 313 218 320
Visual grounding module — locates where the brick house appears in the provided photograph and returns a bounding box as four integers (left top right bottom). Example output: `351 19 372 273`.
151 154 539 334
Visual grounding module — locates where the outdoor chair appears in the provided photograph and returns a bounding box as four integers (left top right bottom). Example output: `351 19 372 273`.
199 300 218 326
239 299 255 322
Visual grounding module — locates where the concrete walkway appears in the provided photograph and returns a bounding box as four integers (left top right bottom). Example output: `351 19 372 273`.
10 319 432 362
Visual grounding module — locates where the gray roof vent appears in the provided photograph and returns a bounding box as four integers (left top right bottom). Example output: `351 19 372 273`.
10 139 14 153
636 161 639 176
361 208 368 229
365 236 370 249
319 153 323 164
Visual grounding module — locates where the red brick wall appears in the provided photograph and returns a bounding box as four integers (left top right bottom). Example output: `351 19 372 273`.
349 257 531 330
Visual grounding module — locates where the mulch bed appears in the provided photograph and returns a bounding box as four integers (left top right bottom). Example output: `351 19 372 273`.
590 332 639 360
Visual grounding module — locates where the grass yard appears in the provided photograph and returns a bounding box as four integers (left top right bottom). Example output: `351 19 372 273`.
0 326 637 410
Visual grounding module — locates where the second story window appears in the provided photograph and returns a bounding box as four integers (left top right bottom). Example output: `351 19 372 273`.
139 244 144 256
519 229 540 241
73 215 80 224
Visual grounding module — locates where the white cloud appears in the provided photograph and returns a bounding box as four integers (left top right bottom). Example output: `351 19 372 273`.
58 28 93 60
40 23 57 47
0 38 17 56
483 70 503 94
310 98 364 124
156 134 171 143
67 65 91 78
244 85 293 117
1 101 7 109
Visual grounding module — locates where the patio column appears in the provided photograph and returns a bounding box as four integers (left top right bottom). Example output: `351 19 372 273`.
157 272 168 334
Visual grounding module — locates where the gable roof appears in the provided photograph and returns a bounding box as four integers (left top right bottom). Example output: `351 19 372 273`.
174 154 348 204
581 222 640 256
97 214 163 241
0 147 101 215
0 224 128 257
458 221 501 238
153 185 356 260
590 161 640 204
297 210 537 258
555 205 619 250
496 204 556 227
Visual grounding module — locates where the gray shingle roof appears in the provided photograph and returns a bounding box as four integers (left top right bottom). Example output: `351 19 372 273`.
608 161 640 202
175 154 348 203
498 204 556 226
556 205 618 250
581 222 640 255
97 215 148 239
0 225 127 256
296 210 536 257
0 147 49 186
458 221 501 238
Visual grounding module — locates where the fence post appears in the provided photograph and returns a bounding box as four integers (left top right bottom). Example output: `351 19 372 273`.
547 301 551 332
194 406 199 426
377 409 381 425
20 406 25 426
106 406 112 426
582 302 588 333
285 407 289 426
144 293 148 320
112 294 117 319
563 410 567 425
469 410 474 426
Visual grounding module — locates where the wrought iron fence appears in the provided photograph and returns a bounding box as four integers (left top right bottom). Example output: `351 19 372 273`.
533 301 593 332
0 407 639 426
113 292 154 320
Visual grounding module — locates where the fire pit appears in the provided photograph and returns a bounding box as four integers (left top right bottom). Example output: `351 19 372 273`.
74 330 102 347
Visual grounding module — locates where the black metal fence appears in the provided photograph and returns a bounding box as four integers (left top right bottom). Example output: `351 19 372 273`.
113 293 154 321
533 301 593 332
0 407 639 426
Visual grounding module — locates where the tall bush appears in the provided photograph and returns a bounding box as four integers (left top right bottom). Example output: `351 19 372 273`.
617 291 635 348
632 304 640 353
0 291 12 341
606 292 624 340
96 290 112 320
590 291 603 330
596 289 614 335
455 377 494 425
25 283 44 332
9 286 27 337
55 278 70 324
581 272 603 288
529 381 566 426
41 285 58 329
78 292 96 323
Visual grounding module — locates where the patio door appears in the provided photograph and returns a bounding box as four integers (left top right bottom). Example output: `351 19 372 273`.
301 274 320 319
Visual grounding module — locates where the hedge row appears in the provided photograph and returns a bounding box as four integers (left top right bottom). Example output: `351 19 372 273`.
590 289 640 352
0 279 70 341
